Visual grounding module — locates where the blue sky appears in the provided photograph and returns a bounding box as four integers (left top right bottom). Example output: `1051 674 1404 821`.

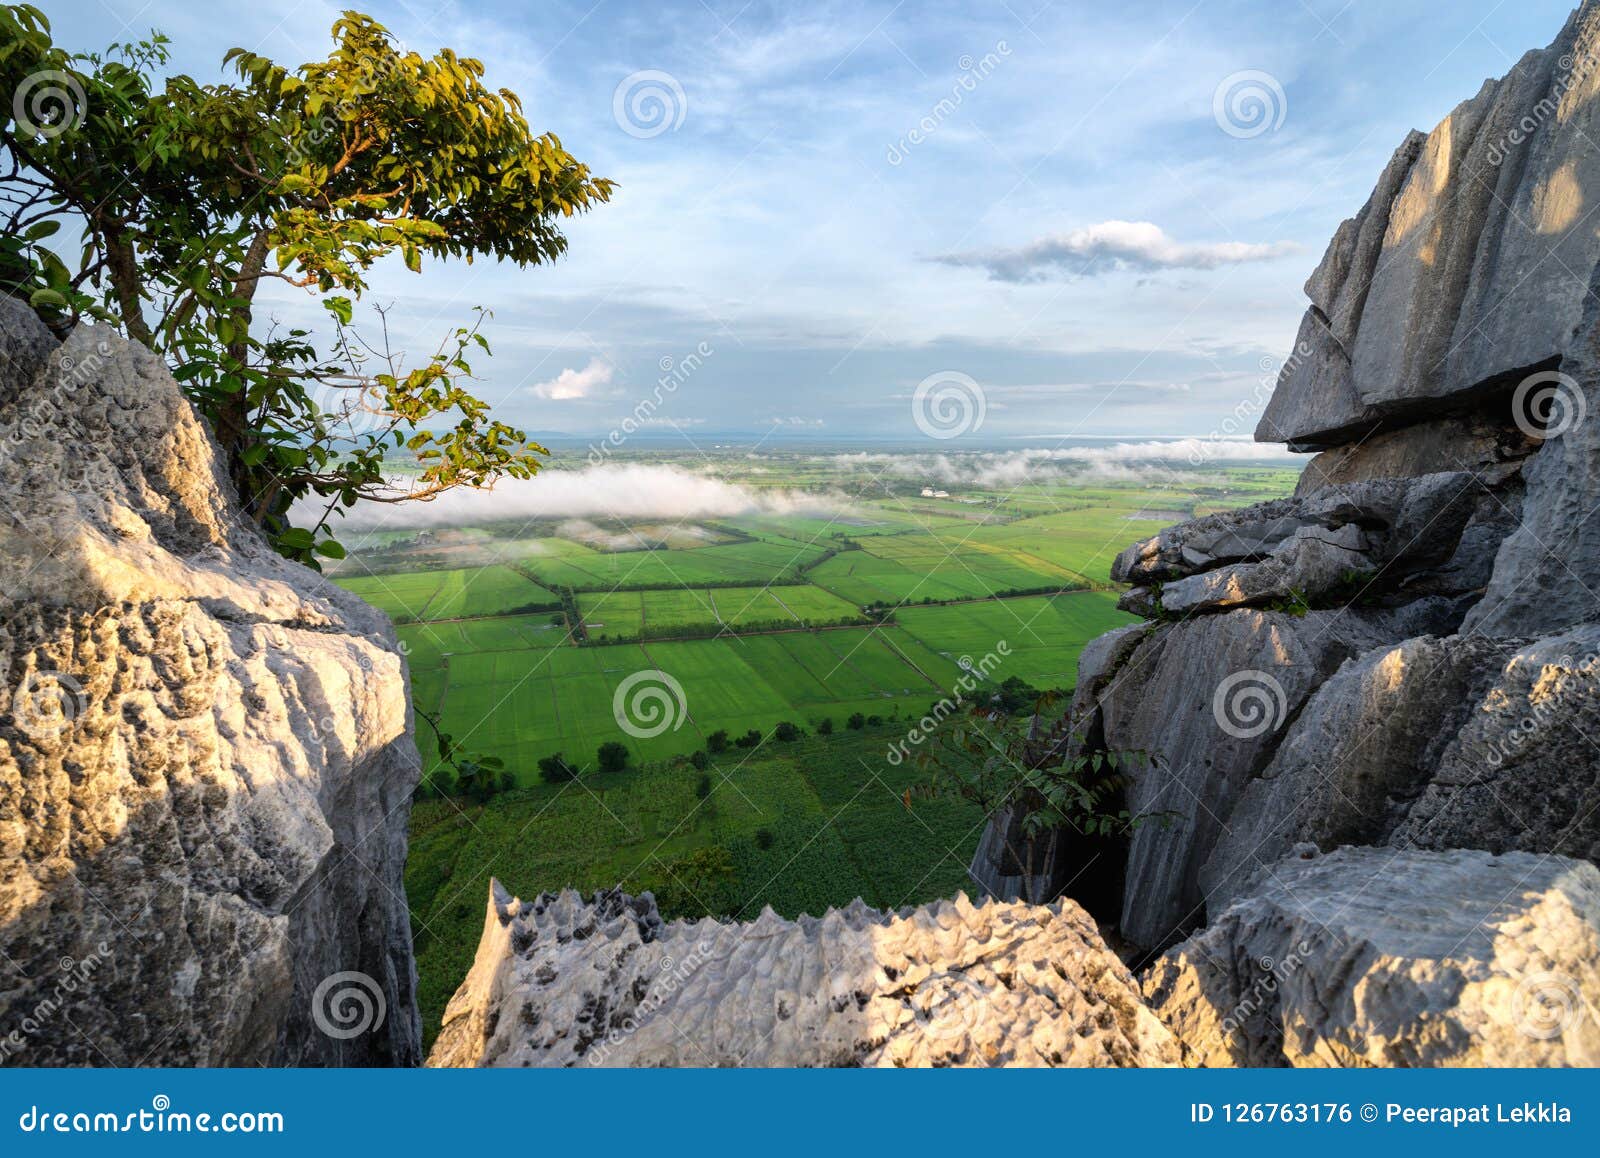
50 0 1581 439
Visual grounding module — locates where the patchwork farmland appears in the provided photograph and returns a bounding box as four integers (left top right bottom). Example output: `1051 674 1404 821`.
326 451 1299 1042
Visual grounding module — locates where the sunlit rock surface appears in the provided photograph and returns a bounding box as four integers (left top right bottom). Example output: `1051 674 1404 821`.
0 301 421 1065
429 882 1179 1068
1145 847 1600 1067
1257 2 1600 448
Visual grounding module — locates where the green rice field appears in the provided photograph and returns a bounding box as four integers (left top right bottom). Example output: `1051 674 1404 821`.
324 451 1300 1043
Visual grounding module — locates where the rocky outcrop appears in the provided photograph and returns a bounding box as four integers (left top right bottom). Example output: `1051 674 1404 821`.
0 300 422 1065
1112 471 1507 616
430 882 1179 1068
973 2 1600 1000
1144 847 1600 1067
1257 3 1600 449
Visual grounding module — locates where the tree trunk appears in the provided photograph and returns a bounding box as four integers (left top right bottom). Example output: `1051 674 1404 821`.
215 230 272 514
102 227 153 349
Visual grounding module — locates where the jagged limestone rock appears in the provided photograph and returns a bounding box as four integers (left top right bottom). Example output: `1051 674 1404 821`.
429 883 1180 1068
0 312 421 1065
1144 847 1600 1067
1258 2 1600 448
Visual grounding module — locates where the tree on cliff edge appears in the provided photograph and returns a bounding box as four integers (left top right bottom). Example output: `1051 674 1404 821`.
0 5 614 561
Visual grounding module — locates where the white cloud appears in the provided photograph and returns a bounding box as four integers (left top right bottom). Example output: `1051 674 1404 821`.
935 221 1300 282
529 358 614 400
314 463 850 530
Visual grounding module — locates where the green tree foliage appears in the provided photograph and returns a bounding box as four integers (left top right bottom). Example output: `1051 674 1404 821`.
910 689 1157 904
596 741 629 774
537 752 579 784
0 6 614 561
705 729 729 754
773 720 801 742
688 749 710 771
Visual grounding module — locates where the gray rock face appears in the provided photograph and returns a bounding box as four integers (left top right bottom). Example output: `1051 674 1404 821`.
1094 607 1458 948
1201 634 1522 911
1257 3 1600 448
430 883 1179 1068
1293 412 1538 497
1394 625 1600 862
0 311 421 1065
1144 847 1600 1067
1464 261 1600 637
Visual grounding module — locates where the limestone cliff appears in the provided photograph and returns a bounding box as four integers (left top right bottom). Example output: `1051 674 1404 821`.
0 300 422 1065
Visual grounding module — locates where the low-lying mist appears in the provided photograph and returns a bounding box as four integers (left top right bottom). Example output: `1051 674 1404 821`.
823 439 1301 487
306 462 850 531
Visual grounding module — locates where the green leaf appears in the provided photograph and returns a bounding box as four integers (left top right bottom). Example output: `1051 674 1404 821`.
323 295 354 325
